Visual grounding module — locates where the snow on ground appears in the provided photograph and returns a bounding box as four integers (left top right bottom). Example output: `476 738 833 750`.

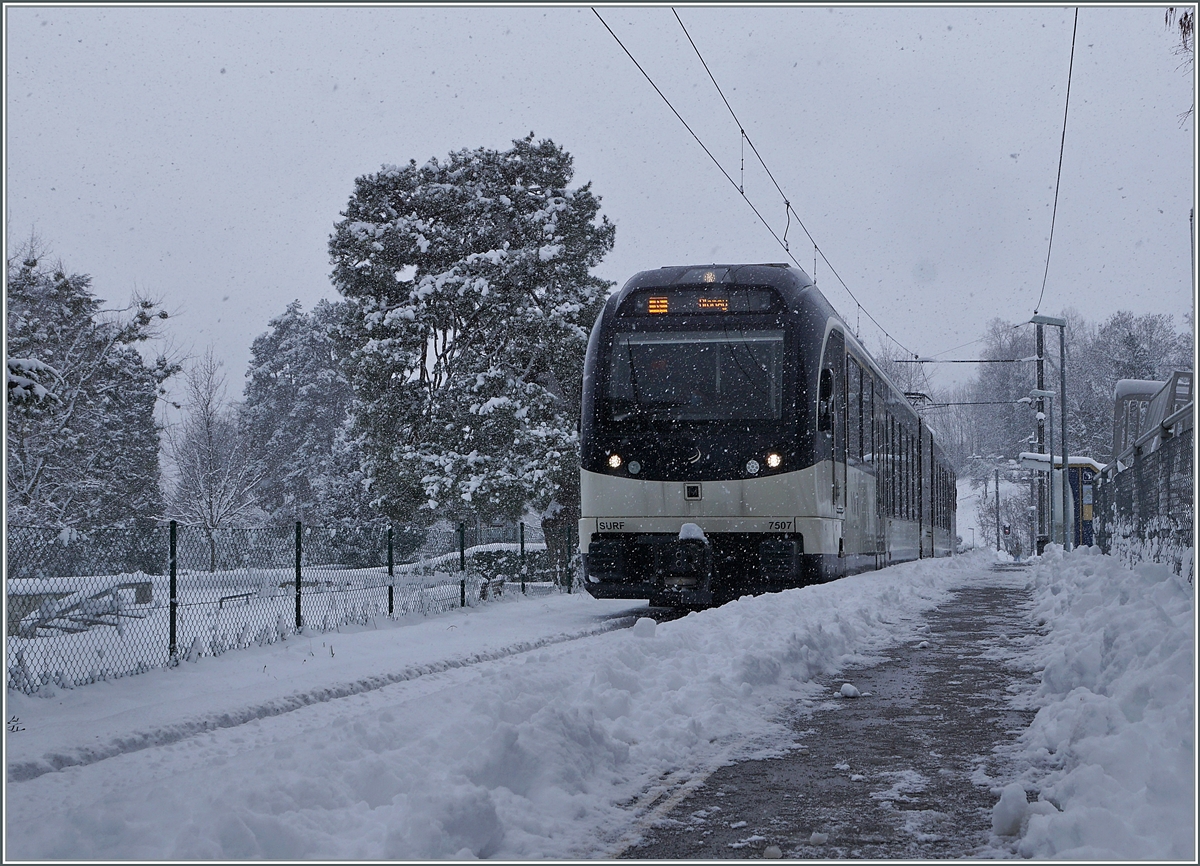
4 547 1193 860
981 545 1195 861
6 556 971 859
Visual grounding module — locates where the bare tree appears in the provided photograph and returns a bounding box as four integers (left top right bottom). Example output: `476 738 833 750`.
1166 7 1195 124
166 351 264 569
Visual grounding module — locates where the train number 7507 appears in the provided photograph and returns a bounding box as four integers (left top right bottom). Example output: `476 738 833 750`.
765 520 793 531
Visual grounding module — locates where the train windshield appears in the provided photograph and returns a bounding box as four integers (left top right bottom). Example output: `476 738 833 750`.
607 329 784 422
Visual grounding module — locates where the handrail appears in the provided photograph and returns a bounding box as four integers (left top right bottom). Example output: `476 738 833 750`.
1113 399 1194 468
1130 400 1194 450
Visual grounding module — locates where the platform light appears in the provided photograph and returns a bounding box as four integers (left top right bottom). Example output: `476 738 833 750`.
766 452 782 469
608 453 622 469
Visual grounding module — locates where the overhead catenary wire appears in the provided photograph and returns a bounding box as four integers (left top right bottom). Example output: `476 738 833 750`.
894 358 1037 364
591 7 916 359
1033 7 1080 315
669 8 915 359
917 400 1039 411
927 335 987 358
590 12 796 259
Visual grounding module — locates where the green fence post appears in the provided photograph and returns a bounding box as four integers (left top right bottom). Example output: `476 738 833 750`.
169 520 178 660
520 521 526 595
295 521 302 631
387 526 395 617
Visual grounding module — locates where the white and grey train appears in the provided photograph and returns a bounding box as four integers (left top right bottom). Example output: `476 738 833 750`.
579 263 956 608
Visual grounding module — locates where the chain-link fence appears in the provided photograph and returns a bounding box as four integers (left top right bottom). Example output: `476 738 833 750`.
6 518 580 695
1095 426 1193 580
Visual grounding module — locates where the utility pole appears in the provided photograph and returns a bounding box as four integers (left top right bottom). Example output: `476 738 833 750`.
1032 389 1056 547
1029 474 1037 556
1036 324 1047 552
1031 313 1069 551
1058 324 1069 549
995 468 1001 551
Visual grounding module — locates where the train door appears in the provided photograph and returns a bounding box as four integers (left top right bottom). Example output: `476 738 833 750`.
871 378 886 568
845 355 872 572
917 421 929 558
824 330 847 521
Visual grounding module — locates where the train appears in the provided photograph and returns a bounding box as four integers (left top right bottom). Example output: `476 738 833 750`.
578 262 955 608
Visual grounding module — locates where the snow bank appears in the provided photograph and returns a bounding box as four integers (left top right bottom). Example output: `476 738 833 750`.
5 556 974 860
985 545 1195 860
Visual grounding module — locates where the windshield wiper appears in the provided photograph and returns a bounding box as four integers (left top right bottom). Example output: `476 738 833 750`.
612 400 687 422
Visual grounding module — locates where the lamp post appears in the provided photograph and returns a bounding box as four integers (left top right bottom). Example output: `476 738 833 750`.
1025 389 1057 548
1030 314 1069 550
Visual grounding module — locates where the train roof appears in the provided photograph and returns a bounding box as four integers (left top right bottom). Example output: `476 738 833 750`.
616 263 815 301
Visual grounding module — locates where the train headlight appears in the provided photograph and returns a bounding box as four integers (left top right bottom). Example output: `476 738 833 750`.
628 460 641 475
766 452 782 469
746 459 760 475
608 453 622 469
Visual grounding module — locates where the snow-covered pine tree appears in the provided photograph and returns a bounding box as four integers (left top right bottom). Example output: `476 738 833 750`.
5 240 176 527
328 135 616 527
241 299 371 525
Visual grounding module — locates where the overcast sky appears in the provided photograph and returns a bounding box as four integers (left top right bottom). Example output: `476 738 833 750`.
5 4 1195 399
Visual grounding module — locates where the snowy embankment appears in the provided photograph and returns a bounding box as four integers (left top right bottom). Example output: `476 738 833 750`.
6 556 972 860
985 545 1195 860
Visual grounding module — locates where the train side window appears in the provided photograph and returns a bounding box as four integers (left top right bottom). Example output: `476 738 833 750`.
892 417 902 515
817 369 833 433
892 417 899 517
908 431 914 519
847 357 862 464
909 431 915 519
883 414 889 515
940 465 950 525
888 415 896 517
866 375 875 465
904 428 910 519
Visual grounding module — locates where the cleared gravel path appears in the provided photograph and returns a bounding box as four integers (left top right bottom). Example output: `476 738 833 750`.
620 571 1039 859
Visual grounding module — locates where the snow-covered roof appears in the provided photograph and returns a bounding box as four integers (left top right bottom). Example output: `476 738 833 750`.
1018 452 1106 472
1112 379 1164 400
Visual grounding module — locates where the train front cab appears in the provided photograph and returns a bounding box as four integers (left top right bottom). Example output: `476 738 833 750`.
578 264 954 608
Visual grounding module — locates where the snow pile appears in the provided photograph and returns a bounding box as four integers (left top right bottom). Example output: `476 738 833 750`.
988 545 1195 860
5 556 973 860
